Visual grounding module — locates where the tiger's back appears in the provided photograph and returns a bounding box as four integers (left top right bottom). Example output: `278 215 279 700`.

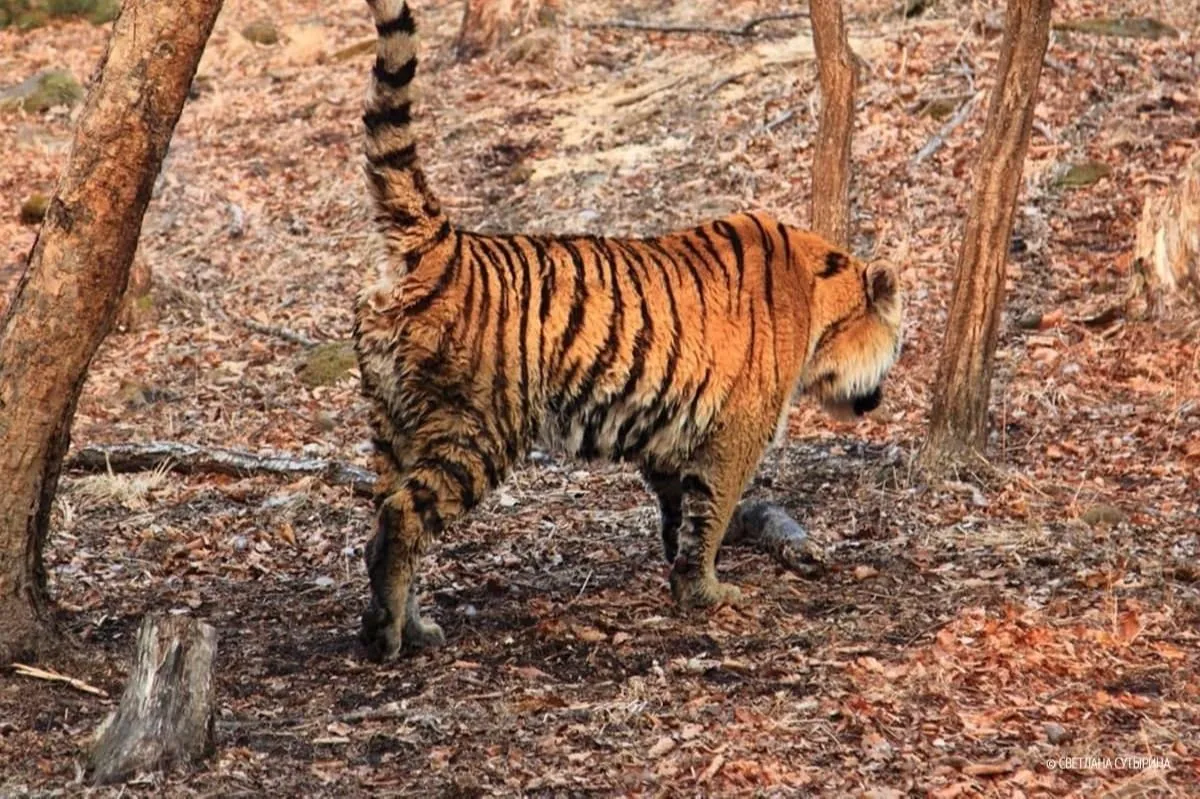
354 0 903 662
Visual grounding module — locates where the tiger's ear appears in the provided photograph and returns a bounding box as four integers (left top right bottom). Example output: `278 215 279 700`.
865 261 898 308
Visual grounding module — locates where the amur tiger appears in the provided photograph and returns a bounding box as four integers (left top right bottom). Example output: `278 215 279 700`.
354 0 904 661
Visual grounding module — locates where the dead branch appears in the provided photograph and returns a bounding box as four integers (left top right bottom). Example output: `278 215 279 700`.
12 662 109 697
90 614 217 785
911 91 983 166
67 442 375 497
239 318 317 347
573 11 809 38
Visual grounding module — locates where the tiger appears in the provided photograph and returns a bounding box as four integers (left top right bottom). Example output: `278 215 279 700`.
353 0 904 661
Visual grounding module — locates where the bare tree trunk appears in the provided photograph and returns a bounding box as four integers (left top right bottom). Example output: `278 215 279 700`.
1129 153 1200 316
919 0 1052 469
90 614 218 784
809 0 857 246
455 0 561 61
0 0 223 664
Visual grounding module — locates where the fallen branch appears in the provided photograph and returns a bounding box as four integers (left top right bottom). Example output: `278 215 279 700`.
67 442 375 497
12 662 109 698
239 318 316 348
573 11 809 37
911 90 984 166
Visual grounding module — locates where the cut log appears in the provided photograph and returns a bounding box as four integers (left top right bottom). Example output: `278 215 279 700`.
90 614 218 785
725 500 825 576
454 0 561 61
1129 153 1200 317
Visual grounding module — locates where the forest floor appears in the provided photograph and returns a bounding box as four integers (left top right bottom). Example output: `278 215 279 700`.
2 0 1199 795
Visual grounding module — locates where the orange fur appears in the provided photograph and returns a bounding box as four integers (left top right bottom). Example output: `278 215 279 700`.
355 0 904 660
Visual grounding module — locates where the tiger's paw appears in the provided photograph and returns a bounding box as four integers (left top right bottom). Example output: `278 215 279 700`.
669 556 743 609
402 614 446 651
360 601 445 661
360 600 403 662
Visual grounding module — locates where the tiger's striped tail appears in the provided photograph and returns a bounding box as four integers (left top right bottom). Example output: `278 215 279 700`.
363 0 448 252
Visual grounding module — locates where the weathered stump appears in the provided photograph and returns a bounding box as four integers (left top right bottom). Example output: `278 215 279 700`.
90 614 218 785
454 0 560 61
1129 153 1200 317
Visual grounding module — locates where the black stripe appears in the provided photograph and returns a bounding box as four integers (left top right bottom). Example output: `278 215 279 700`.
685 369 712 423
501 238 534 436
376 5 416 36
651 238 707 318
466 239 492 377
368 142 417 171
408 479 443 534
406 230 461 313
813 312 860 353
562 239 624 422
694 226 733 310
528 236 554 377
817 250 850 278
712 219 745 305
681 475 714 500
747 214 780 388
373 57 417 90
419 433 501 490
553 238 589 379
414 455 478 509
363 101 412 133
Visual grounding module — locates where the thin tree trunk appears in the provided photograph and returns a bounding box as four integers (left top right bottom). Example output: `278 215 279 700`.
919 0 1052 468
0 0 223 664
809 0 857 246
455 0 561 61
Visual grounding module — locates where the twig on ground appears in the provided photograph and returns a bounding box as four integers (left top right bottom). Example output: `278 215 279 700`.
67 442 375 497
12 663 109 698
911 90 983 166
760 107 799 133
239 318 317 347
572 11 809 38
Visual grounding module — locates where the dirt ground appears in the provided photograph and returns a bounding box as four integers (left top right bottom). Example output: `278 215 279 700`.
2 0 1199 795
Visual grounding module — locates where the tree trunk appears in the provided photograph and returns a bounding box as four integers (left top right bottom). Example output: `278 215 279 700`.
90 614 218 785
809 0 857 246
0 0 223 664
919 0 1052 469
1129 153 1200 317
454 0 561 61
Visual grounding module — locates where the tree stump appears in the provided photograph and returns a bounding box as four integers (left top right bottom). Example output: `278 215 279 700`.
90 614 218 785
1129 153 1200 317
454 0 561 61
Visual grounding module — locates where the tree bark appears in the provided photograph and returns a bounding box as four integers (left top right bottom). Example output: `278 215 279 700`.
919 0 1052 468
809 0 858 246
0 0 223 664
90 614 218 785
1129 152 1200 317
454 0 561 61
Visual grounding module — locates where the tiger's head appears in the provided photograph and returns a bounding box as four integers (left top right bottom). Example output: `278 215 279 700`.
799 250 903 420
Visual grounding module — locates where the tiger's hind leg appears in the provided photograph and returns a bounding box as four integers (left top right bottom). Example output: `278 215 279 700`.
669 424 771 609
641 466 684 564
360 426 505 661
